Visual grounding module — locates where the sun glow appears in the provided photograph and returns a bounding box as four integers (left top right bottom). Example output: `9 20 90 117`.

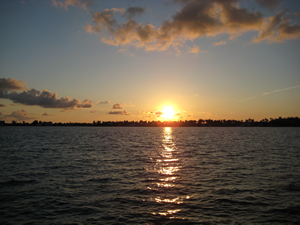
162 106 175 120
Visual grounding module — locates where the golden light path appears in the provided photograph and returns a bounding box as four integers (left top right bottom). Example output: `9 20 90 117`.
149 127 190 218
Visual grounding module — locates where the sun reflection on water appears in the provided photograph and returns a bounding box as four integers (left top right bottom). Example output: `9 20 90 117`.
148 127 186 218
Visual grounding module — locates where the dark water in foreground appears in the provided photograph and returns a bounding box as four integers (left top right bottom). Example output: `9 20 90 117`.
0 127 300 225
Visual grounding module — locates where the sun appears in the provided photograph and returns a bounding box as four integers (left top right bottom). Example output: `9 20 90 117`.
162 106 175 120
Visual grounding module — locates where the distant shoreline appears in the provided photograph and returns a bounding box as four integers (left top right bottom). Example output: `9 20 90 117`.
1 117 299 127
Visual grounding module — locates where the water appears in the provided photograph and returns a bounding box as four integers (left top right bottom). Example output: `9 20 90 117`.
0 127 300 224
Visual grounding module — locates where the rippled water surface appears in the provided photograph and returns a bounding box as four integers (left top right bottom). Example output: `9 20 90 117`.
1 127 300 224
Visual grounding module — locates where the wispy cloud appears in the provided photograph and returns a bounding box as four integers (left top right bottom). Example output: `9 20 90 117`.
238 85 300 102
237 95 258 102
107 110 130 115
189 45 200 54
213 41 227 46
98 100 110 104
123 102 135 107
52 0 93 10
262 85 300 95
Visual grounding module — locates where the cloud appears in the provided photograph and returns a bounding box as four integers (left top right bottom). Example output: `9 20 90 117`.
0 104 7 107
156 111 163 117
99 100 110 104
255 0 280 10
125 6 146 19
294 12 300 18
189 44 200 53
52 0 93 10
237 95 258 102
4 109 35 121
42 113 55 116
90 110 97 113
253 11 300 43
10 103 16 106
107 110 130 115
238 85 300 102
213 40 227 46
77 98 93 108
262 85 300 95
84 0 300 52
87 0 267 52
112 103 123 109
123 102 135 107
0 77 28 91
0 88 93 110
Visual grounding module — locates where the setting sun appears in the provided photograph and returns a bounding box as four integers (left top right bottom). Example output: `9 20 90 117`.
162 106 175 120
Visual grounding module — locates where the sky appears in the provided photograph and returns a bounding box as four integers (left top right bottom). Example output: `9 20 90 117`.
0 0 300 123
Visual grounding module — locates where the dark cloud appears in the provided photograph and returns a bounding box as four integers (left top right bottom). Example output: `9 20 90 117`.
42 113 54 116
253 10 300 43
172 0 193 3
85 0 300 52
99 100 110 104
0 88 93 110
90 110 97 113
294 12 300 18
4 109 35 121
86 0 263 52
107 110 130 115
255 0 280 10
0 104 7 107
77 99 93 108
112 103 123 109
0 77 28 91
126 6 146 19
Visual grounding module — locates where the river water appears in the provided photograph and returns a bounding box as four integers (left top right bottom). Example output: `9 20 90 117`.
0 127 300 224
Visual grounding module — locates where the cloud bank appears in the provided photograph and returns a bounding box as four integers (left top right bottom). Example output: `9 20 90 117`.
84 0 300 53
0 78 94 110
3 109 35 121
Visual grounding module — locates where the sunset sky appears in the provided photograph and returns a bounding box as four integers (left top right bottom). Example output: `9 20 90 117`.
1 0 300 123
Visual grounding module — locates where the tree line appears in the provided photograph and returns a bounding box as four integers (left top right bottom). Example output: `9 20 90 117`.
1 117 299 127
